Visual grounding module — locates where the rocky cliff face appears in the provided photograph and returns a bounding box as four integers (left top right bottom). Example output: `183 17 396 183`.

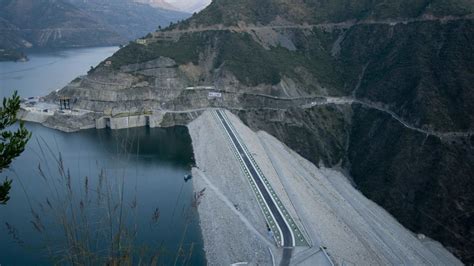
236 104 473 262
348 106 474 261
50 0 474 262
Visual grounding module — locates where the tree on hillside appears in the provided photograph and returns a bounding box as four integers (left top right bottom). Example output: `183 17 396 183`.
0 91 31 204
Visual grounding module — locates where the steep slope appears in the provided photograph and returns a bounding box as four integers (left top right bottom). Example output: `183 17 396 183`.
68 0 190 40
167 0 211 13
0 0 189 61
136 0 211 13
177 0 474 27
134 0 178 11
0 0 123 50
0 17 30 49
0 16 30 61
49 0 474 262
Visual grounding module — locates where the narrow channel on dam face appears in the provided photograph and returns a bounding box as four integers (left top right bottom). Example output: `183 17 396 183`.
0 123 206 265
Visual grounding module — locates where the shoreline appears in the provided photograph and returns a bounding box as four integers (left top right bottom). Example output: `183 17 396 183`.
0 45 121 63
19 107 464 265
19 106 204 132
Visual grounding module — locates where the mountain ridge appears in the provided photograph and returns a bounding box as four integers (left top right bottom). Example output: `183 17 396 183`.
46 0 474 262
135 0 211 13
67 0 189 40
175 0 474 27
0 0 189 61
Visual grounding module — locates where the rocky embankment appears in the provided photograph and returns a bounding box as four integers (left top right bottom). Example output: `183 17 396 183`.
25 7 474 262
25 36 474 262
31 55 324 132
188 109 461 265
236 104 474 262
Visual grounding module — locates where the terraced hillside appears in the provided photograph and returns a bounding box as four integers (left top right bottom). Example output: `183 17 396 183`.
50 0 474 262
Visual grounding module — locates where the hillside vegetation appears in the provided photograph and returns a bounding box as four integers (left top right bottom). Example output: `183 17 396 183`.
0 0 189 61
0 0 122 54
80 0 474 262
177 0 474 27
68 0 189 40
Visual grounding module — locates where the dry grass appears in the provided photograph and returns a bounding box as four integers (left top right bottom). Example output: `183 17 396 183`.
6 131 203 265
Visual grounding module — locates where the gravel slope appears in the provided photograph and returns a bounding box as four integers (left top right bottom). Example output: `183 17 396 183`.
188 109 461 265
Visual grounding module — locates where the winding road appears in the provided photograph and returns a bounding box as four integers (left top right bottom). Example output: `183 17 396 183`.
152 14 474 37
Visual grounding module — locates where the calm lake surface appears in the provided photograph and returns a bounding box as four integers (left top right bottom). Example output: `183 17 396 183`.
0 46 118 99
0 47 205 265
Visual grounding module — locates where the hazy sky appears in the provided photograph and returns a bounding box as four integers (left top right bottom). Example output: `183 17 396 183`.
166 0 206 4
166 0 211 13
135 0 211 13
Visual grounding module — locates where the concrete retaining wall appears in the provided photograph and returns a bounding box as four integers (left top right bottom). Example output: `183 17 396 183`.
22 108 187 132
110 115 147 129
19 109 53 123
95 113 166 130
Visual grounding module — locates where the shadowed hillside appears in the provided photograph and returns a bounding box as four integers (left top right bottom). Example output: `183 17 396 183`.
0 0 189 61
49 0 474 261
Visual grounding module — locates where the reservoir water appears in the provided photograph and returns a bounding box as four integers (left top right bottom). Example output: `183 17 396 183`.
0 47 118 99
0 47 205 265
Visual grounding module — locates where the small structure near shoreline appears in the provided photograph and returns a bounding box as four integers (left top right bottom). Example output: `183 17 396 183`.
59 97 71 110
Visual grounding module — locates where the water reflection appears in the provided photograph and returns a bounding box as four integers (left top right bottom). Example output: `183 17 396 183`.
0 123 204 265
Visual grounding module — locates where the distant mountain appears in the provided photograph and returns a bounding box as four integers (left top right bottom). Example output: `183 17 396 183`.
0 16 31 50
168 0 211 13
0 0 123 52
69 0 190 40
134 0 178 11
0 0 189 61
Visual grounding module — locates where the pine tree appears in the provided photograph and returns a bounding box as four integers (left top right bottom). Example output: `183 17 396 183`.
0 91 31 205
